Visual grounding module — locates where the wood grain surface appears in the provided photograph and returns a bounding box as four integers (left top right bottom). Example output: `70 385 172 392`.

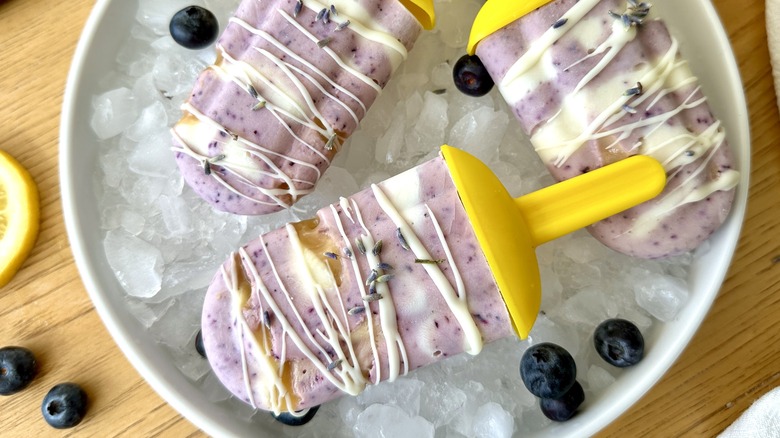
0 0 778 436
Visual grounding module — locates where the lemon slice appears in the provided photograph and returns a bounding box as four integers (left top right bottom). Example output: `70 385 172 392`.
0 150 40 288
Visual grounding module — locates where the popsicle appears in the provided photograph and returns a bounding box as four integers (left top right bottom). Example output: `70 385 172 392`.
466 0 740 258
201 145 665 414
171 0 434 215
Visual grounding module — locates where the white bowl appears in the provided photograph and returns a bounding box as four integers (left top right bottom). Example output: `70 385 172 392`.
61 0 749 436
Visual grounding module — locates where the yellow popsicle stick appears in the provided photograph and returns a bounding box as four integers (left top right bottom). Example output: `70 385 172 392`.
400 0 436 30
441 145 665 338
467 0 556 54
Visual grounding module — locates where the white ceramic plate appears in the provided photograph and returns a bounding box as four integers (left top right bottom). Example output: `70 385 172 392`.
61 0 749 436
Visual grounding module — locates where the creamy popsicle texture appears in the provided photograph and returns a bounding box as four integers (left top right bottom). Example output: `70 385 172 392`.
172 0 423 215
201 155 513 413
474 0 739 258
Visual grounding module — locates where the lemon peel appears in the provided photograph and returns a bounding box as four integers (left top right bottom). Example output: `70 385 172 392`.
0 150 40 288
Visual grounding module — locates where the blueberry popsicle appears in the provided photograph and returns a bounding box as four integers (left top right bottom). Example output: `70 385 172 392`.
201 145 665 414
468 0 740 258
172 0 432 215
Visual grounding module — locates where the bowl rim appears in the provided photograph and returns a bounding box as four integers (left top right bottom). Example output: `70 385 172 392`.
59 0 751 436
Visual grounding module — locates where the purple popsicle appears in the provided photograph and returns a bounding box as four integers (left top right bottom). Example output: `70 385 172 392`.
472 0 739 258
201 155 513 413
172 0 424 215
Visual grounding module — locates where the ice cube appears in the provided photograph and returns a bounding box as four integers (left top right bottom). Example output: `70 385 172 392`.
472 402 515 438
91 88 139 140
449 107 509 164
556 286 620 326
158 194 193 237
437 0 483 48
128 131 178 178
357 378 424 417
354 404 434 438
104 229 164 298
375 103 407 164
405 91 448 159
120 209 146 235
126 101 169 143
586 365 616 392
634 274 689 322
419 382 467 427
123 296 174 329
431 62 452 89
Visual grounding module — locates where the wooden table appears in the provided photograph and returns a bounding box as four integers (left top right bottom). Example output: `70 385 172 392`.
0 0 777 436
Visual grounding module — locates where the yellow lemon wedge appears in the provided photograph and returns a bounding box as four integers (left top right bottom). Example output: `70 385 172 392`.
0 150 40 288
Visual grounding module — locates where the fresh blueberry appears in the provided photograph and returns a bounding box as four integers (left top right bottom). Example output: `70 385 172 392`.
195 329 207 359
540 380 585 422
271 405 319 426
0 346 38 395
170 6 219 50
41 383 88 429
520 342 577 399
452 54 494 97
593 318 644 367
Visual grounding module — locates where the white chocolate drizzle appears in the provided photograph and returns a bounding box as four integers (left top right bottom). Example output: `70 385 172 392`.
497 0 738 229
370 184 483 355
349 198 409 380
174 0 408 210
222 163 491 411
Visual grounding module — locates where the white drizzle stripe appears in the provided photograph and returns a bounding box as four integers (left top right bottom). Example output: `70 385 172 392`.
238 239 367 406
172 131 290 207
221 254 291 413
302 0 409 61
569 21 638 96
500 0 601 91
262 239 334 361
425 205 466 300
176 103 319 199
318 264 363 376
214 50 329 137
255 47 335 137
329 204 382 384
209 50 332 163
339 197 355 223
370 184 483 355
277 9 383 93
283 224 368 392
230 17 368 114
629 139 738 235
350 201 409 379
283 61 362 126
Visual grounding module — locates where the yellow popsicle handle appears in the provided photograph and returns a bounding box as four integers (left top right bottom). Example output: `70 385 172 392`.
515 155 667 247
467 0 556 54
400 0 436 30
443 145 666 339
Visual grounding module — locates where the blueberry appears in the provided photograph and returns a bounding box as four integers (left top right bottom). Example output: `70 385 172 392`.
271 405 319 426
520 342 577 399
41 383 88 429
170 6 219 50
593 318 644 367
452 54 494 97
540 380 585 422
0 346 38 395
195 329 207 358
